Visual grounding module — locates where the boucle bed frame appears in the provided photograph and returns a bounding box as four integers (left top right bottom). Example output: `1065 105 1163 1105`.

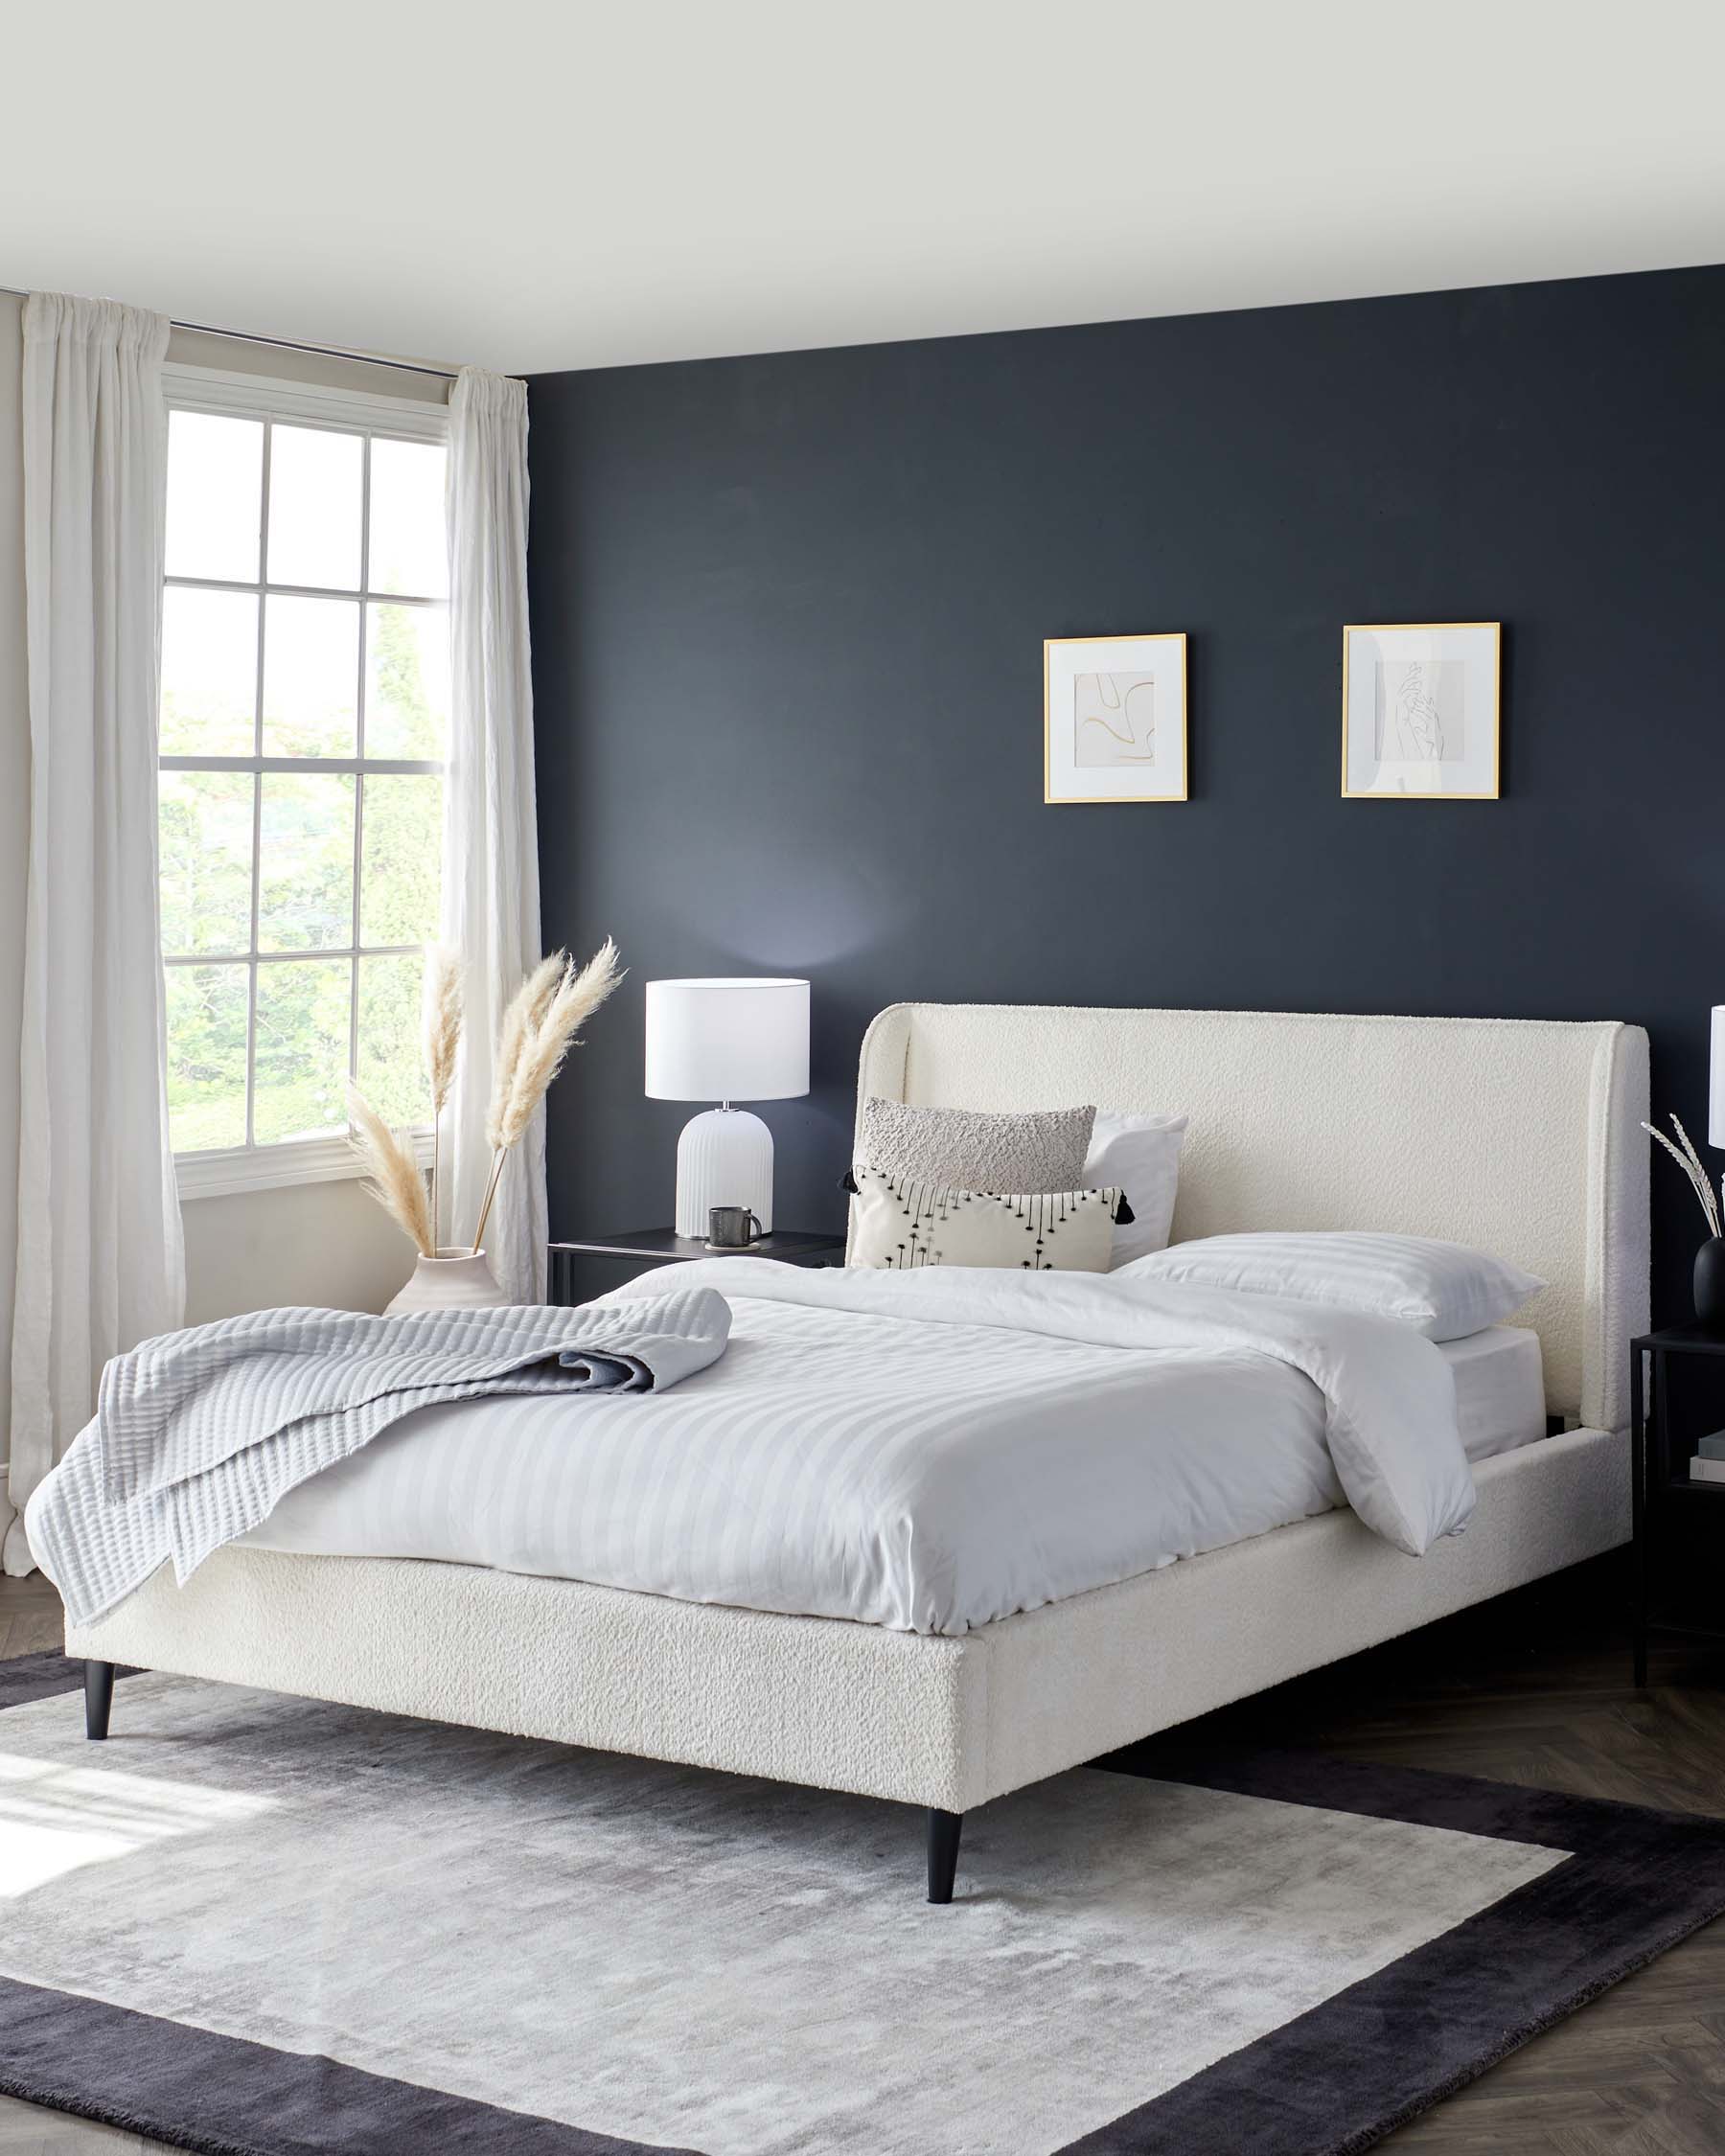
68 1005 1648 1902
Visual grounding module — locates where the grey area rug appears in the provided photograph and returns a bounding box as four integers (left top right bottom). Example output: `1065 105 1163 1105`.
4 1654 1725 2156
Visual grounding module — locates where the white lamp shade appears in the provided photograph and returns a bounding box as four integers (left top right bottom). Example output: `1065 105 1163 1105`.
1712 1006 1725 1149
645 978 810 1103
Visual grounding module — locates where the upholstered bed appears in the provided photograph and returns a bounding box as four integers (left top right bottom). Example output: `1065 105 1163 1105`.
61 1004 1648 1900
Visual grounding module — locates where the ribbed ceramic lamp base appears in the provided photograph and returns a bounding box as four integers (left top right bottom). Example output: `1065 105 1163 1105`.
675 1108 774 1238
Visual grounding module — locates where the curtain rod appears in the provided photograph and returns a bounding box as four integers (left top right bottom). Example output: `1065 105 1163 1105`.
0 286 459 381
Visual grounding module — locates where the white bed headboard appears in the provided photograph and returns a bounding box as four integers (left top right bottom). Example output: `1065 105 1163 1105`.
855 1004 1648 1433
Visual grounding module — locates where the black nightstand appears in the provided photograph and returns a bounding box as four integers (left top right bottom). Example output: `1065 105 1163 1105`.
549 1229 847 1305
1630 1326 1725 1684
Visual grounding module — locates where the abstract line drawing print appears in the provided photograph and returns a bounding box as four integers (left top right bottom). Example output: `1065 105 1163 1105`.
1374 659 1465 763
1074 672 1156 767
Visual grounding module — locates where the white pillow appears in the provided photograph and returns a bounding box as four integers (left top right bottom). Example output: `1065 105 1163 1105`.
848 1168 1125 1272
1122 1230 1545 1341
1085 1112 1187 1266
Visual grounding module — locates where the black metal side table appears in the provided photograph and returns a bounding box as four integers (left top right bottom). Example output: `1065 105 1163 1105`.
1630 1326 1725 1685
549 1228 847 1305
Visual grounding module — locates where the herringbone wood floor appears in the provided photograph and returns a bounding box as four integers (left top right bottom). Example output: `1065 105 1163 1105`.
2 1560 1721 2154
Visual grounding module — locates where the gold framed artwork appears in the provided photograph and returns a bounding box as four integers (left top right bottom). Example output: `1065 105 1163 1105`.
1044 632 1188 804
1342 622 1501 800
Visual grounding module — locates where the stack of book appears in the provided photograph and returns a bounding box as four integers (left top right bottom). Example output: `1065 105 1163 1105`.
1690 1433 1725 1485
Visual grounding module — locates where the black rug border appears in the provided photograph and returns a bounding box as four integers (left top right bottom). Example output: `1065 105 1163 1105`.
1060 1737 1725 2154
5 1653 1725 2156
0 1973 702 2156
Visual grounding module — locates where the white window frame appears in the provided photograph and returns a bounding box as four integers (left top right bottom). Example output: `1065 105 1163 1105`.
161 363 450 1201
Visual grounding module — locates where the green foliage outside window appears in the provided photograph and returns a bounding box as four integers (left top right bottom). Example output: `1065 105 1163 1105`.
162 555 447 1154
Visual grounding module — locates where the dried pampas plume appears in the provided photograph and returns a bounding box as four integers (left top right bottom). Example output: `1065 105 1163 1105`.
485 952 567 1156
1642 1112 1723 1240
500 941 623 1151
421 945 464 1250
422 945 463 1112
472 939 624 1254
348 1084 435 1257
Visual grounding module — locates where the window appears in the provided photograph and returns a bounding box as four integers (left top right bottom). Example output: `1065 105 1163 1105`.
158 369 449 1197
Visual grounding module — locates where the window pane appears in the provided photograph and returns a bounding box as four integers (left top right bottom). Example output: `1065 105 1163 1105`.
267 424 362 590
368 438 448 598
254 959 351 1144
165 411 263 582
262 594 358 756
259 773 355 951
165 964 249 1152
159 586 259 756
357 953 431 1130
359 775 443 947
159 770 254 956
365 603 449 759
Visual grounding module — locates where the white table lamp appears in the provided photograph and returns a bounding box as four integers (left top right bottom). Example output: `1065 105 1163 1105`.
645 978 810 1238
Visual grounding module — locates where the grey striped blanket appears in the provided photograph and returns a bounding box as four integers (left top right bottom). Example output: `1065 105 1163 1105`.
29 1292 731 1627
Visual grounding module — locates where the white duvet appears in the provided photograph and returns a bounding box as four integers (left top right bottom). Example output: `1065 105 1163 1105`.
243 1260 1475 1637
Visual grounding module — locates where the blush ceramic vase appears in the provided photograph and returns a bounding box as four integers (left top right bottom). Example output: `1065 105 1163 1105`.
385 1248 511 1316
1694 1238 1725 1334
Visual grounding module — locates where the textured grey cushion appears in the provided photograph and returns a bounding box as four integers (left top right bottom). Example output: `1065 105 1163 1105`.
859 1098 1095 1192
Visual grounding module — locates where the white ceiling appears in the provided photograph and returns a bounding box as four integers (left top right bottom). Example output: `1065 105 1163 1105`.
7 1 1724 378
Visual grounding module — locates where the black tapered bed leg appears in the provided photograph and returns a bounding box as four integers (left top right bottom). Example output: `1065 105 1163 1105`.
926 1808 963 1904
83 1660 114 1741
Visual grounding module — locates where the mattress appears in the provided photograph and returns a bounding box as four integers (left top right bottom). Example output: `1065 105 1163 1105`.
242 1273 1493 1637
1442 1325 1547 1461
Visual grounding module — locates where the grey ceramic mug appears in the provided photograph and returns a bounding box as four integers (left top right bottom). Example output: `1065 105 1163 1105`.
707 1205 764 1249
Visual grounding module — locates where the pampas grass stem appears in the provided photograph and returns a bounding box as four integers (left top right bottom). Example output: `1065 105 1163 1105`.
1669 1113 1719 1233
1667 1112 1719 1236
470 1149 508 1263
349 1084 435 1256
470 939 623 1255
1643 1114 1722 1239
484 953 565 1157
421 945 463 1250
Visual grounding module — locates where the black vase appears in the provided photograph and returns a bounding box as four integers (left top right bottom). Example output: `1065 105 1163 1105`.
1695 1238 1725 1332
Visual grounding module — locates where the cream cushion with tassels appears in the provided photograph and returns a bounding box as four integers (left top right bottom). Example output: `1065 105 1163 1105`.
848 1169 1125 1272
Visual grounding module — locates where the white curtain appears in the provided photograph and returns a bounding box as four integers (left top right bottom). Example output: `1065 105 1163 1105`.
441 367 545 1303
4 293 185 1572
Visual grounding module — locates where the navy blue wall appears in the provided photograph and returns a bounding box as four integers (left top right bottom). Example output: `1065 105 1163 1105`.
527 265 1725 1319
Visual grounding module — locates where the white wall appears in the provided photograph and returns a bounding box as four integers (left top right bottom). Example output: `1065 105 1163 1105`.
182 1178 418 1325
0 296 457 1470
